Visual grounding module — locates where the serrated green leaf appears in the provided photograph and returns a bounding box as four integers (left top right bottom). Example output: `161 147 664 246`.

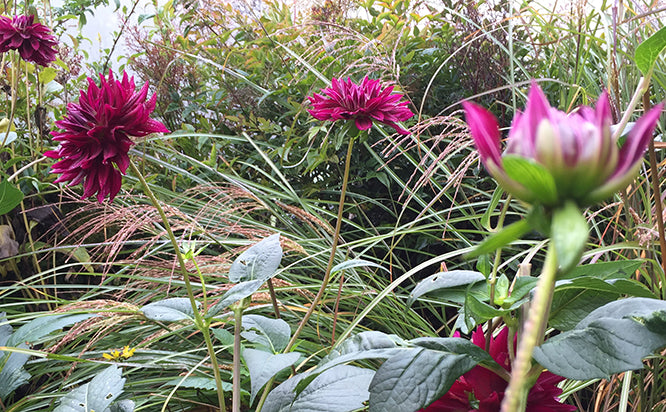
368 339 493 412
263 365 374 412
244 348 300 404
534 298 666 380
141 297 199 322
635 25 666 74
551 201 588 272
408 270 485 306
54 365 125 412
229 234 282 282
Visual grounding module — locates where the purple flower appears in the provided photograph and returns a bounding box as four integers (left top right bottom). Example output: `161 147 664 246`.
308 76 414 134
420 327 575 412
463 83 663 206
0 15 57 66
45 71 170 202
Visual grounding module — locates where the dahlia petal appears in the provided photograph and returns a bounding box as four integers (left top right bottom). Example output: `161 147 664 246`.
462 101 503 169
47 70 170 202
308 77 413 134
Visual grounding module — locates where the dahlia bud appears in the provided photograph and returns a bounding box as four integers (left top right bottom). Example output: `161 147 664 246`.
463 83 663 207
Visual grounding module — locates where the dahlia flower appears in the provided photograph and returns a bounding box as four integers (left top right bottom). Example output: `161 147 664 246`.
45 71 169 202
463 83 663 207
0 15 57 66
308 76 414 134
420 327 575 412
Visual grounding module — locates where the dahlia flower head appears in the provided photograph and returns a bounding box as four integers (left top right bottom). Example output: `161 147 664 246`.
463 83 663 207
45 71 169 202
0 14 57 66
421 327 575 412
308 76 414 135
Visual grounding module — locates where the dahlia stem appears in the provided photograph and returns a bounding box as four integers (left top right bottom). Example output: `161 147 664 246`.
285 135 356 351
500 243 558 412
255 135 357 412
129 160 228 412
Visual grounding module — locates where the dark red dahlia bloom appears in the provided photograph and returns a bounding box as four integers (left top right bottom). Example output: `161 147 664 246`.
420 327 575 412
308 76 414 134
0 15 58 66
45 71 169 202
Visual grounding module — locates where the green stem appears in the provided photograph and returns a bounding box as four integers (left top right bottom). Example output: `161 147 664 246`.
284 135 356 351
255 136 356 412
129 160 227 412
500 243 558 412
232 303 244 412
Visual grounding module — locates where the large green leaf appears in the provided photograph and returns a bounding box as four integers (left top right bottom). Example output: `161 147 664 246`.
141 297 199 322
0 180 22 216
635 25 666 74
368 338 493 412
262 365 374 412
229 233 282 282
0 313 92 400
534 298 666 380
244 348 300 404
207 279 264 318
242 314 291 353
54 365 126 412
549 261 654 330
407 270 485 306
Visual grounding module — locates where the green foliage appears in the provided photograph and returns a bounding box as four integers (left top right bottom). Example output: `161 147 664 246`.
535 298 666 380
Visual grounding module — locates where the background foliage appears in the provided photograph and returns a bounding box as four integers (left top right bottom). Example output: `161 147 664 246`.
1 0 666 410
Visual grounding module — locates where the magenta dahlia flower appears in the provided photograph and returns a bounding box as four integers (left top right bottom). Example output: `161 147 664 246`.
463 83 663 207
308 76 414 135
45 71 169 202
420 327 575 412
0 15 57 66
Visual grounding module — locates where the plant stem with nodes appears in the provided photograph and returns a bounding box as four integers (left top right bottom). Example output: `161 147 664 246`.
129 160 228 412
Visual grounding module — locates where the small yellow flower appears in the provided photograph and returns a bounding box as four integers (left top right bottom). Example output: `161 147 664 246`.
103 346 136 361
121 345 136 359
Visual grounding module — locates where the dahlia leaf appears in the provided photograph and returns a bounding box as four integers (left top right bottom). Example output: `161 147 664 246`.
54 365 126 412
228 234 282 283
241 315 291 353
0 180 23 216
407 270 485 307
368 339 493 412
534 298 666 380
141 297 199 322
635 25 666 74
206 279 263 318
262 365 373 412
243 348 300 404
